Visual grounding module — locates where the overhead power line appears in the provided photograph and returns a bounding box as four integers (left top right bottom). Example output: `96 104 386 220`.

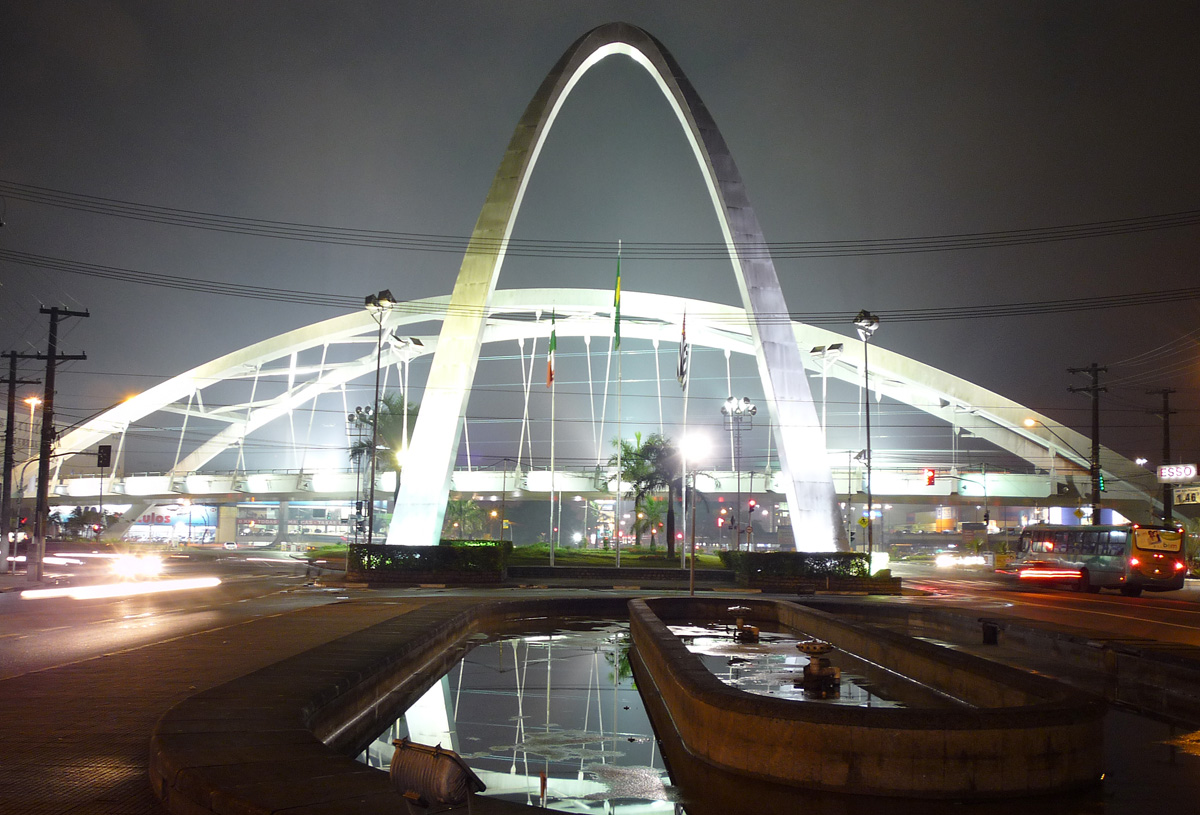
4 247 1200 326
2 178 1199 260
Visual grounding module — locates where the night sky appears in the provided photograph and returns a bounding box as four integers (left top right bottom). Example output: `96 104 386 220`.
1 2 1198 475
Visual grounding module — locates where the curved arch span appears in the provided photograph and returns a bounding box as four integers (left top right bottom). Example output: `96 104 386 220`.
393 22 841 549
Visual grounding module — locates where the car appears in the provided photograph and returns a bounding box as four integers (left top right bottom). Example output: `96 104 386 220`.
223 542 237 550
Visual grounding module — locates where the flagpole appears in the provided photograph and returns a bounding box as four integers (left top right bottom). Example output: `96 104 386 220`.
550 359 555 566
681 373 690 569
548 310 556 566
614 241 622 569
679 311 690 569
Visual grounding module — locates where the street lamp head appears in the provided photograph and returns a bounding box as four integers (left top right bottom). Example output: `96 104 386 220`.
721 396 756 417
1023 418 1038 428
810 343 844 361
25 395 42 408
364 289 396 310
390 332 425 352
854 310 880 342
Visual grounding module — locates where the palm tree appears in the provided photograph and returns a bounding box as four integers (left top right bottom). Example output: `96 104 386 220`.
636 497 666 550
443 498 484 539
608 433 655 546
348 392 419 482
638 434 683 558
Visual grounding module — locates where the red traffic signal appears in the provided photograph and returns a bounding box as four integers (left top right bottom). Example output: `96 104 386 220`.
923 468 936 486
747 498 757 510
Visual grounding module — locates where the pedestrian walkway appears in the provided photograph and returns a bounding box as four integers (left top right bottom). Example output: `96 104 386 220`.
0 595 427 814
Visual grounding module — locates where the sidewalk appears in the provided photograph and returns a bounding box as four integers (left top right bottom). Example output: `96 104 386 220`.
0 593 430 814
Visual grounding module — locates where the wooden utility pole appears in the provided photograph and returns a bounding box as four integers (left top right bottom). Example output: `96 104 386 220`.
2 351 41 574
30 306 88 582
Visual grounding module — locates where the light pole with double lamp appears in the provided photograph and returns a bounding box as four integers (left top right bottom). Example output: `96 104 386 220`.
808 344 843 444
364 290 395 546
1022 417 1097 523
721 396 756 551
681 432 711 596
854 311 879 571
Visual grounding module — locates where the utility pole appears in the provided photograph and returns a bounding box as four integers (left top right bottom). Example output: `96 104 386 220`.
1147 388 1177 523
1068 363 1107 525
2 351 41 574
31 306 89 582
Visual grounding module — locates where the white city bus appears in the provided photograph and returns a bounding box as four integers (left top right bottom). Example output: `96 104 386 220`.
1013 523 1187 596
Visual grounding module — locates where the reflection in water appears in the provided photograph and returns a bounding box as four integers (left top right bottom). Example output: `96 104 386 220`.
671 623 967 709
359 621 1200 815
358 622 677 813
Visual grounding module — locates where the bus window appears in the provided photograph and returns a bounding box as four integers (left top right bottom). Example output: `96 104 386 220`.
1082 531 1099 555
1109 530 1127 545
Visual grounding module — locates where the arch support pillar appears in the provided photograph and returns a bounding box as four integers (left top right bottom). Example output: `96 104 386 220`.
390 22 841 550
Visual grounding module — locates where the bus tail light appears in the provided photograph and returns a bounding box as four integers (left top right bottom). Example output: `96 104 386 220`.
1175 560 1187 571
1129 557 1140 568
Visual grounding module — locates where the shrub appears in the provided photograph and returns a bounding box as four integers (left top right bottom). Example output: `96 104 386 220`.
349 541 512 573
718 550 868 579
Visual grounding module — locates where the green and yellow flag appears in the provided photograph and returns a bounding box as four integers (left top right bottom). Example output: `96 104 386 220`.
613 255 621 349
546 310 557 387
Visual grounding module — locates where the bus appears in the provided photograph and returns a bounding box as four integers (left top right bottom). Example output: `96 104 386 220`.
1013 523 1187 596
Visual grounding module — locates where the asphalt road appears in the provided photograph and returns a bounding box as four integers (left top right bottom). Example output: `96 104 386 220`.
891 561 1200 646
0 549 339 681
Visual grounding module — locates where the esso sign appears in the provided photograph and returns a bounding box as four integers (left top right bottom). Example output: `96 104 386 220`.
1158 464 1197 483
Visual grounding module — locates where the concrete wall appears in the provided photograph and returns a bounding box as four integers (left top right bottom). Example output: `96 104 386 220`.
149 597 627 815
629 597 1104 798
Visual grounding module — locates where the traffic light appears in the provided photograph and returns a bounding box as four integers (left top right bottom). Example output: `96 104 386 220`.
97 444 112 468
747 498 757 511
923 468 935 486
1098 473 1106 492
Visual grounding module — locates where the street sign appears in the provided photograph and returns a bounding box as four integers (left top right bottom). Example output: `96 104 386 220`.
1175 487 1200 505
857 517 869 528
1158 464 1198 482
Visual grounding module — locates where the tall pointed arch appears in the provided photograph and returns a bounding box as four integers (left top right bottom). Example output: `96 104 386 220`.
391 22 841 550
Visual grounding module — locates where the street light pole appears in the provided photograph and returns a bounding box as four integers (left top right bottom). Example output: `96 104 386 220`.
363 290 395 546
854 311 879 573
808 344 843 445
24 396 41 460
1023 417 1095 520
681 433 710 596
721 396 756 552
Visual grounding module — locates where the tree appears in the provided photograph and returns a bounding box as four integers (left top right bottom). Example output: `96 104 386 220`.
608 433 655 547
443 498 484 539
639 434 683 558
607 432 683 554
348 392 419 485
636 497 666 550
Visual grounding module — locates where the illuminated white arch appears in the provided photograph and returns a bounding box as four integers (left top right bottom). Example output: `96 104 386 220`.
394 22 842 549
46 288 1163 531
